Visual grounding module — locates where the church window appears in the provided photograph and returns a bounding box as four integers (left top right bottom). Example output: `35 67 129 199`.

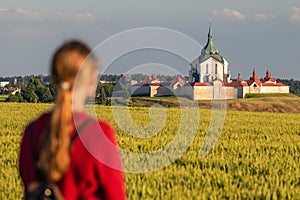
215 64 218 74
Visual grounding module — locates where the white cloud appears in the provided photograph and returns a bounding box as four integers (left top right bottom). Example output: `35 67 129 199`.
0 8 9 12
0 7 96 21
289 7 300 23
212 8 246 21
252 14 275 21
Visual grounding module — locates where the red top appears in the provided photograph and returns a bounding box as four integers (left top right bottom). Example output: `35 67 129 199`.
19 111 126 200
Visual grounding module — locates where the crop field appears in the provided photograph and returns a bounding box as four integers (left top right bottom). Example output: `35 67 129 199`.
1 102 300 199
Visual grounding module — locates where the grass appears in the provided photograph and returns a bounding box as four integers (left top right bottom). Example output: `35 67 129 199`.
1 102 300 199
244 93 297 98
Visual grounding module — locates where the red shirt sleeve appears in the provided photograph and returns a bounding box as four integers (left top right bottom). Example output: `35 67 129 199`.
94 121 126 200
19 123 39 190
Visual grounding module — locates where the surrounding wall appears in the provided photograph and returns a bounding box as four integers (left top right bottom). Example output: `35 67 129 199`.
193 86 212 100
131 84 289 100
260 86 289 94
222 87 238 99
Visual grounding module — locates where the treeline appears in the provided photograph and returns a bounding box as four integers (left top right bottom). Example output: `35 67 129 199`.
2 76 300 104
5 77 117 105
6 78 54 103
0 75 50 86
0 74 188 85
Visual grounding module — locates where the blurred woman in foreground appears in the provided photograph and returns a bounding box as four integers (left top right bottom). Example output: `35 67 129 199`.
19 40 126 199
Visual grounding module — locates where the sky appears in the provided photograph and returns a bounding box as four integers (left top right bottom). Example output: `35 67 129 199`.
0 0 300 79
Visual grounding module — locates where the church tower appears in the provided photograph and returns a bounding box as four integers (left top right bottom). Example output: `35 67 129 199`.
189 22 231 83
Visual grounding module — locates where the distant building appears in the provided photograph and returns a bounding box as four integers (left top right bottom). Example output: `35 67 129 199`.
119 74 138 85
129 22 289 100
0 81 9 87
189 22 230 83
11 88 21 95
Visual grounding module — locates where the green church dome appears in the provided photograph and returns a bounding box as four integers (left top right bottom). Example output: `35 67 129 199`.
199 21 224 63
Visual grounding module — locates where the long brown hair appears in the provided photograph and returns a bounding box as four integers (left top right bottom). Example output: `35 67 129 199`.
38 40 95 182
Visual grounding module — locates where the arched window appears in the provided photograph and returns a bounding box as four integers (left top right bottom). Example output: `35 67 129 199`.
215 64 218 74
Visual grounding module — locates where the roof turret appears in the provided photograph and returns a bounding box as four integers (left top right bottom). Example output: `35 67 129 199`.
263 69 275 82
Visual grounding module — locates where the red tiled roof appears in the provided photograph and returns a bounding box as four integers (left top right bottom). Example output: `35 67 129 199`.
262 83 287 87
134 76 161 86
150 83 160 86
263 77 275 82
171 75 187 86
247 79 261 86
263 70 276 83
223 81 248 87
247 70 261 85
237 76 243 82
194 82 212 86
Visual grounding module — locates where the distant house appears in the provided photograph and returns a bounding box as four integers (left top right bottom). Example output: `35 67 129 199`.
11 88 21 95
119 74 138 85
0 81 10 87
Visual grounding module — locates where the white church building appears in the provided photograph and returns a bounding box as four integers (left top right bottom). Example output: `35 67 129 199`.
189 22 230 83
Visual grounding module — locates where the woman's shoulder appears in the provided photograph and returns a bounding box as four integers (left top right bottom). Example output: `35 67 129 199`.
24 111 52 134
73 112 116 140
74 112 114 133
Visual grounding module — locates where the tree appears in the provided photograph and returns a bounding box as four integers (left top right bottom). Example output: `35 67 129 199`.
36 86 53 103
19 78 54 103
5 92 24 102
99 87 107 105
49 82 57 98
21 82 38 103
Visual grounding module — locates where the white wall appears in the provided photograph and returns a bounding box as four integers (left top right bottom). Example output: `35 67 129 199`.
193 86 213 100
260 86 289 93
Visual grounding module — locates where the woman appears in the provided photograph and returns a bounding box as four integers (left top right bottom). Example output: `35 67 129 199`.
19 40 126 199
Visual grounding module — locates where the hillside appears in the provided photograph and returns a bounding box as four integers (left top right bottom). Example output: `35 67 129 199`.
226 96 300 113
129 96 300 113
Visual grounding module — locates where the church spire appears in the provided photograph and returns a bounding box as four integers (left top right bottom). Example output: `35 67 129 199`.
208 20 212 40
202 21 219 55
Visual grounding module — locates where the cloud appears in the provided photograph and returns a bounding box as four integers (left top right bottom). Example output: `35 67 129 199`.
289 7 300 23
0 8 9 12
212 8 246 21
252 14 275 21
0 7 96 22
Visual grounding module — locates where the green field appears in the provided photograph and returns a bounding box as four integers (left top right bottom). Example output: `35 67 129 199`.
1 102 300 199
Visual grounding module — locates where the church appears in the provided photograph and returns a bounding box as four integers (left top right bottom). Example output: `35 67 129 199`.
188 22 289 100
131 22 289 100
189 22 230 84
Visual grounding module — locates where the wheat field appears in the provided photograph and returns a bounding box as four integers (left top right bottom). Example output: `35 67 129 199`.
1 102 300 199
